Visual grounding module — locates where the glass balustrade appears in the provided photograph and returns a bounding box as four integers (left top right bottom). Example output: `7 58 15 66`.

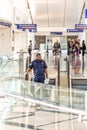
0 77 86 112
0 77 86 129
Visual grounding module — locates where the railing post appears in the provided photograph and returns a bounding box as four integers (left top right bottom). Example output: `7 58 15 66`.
67 56 70 88
19 53 24 79
58 56 60 87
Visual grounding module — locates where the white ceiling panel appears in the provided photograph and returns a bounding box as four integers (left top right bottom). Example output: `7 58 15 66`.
29 0 48 26
29 0 85 27
48 0 65 27
65 0 85 27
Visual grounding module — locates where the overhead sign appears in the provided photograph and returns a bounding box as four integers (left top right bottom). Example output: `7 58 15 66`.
0 22 11 27
50 32 62 35
67 29 83 32
16 24 37 32
85 9 87 18
75 24 87 29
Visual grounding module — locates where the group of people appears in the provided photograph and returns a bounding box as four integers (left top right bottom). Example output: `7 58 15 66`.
67 38 86 57
26 39 61 84
25 38 86 83
67 38 86 74
26 40 48 83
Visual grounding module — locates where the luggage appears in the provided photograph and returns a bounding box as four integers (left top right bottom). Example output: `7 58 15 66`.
44 78 56 85
49 78 56 85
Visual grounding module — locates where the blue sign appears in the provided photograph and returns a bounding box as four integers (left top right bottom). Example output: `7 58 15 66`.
67 29 83 32
0 22 11 27
50 32 62 35
16 24 37 32
75 24 87 29
85 9 87 18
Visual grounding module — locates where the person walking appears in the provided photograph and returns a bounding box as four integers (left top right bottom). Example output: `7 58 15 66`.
25 53 48 83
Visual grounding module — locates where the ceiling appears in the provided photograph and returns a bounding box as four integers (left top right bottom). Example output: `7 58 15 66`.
29 0 85 27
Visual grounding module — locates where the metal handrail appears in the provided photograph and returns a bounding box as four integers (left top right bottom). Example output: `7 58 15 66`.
0 91 86 122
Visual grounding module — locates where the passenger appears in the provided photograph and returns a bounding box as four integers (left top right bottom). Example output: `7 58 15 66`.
81 40 86 57
25 53 48 83
75 38 81 53
28 40 32 56
74 43 80 57
53 40 60 55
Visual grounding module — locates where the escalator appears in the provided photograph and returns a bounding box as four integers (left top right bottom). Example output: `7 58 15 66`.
0 77 86 122
69 56 87 90
0 53 87 124
0 53 87 130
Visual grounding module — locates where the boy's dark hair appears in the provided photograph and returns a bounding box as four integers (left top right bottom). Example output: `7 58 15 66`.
29 40 32 43
36 53 41 57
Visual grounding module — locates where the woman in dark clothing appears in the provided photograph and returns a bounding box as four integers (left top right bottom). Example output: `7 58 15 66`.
81 40 86 56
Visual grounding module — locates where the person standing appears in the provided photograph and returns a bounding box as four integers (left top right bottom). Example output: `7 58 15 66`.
67 39 71 56
25 53 48 83
53 40 60 55
28 40 32 56
81 40 86 57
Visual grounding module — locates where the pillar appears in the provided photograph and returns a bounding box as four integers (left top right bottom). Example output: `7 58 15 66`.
11 6 15 53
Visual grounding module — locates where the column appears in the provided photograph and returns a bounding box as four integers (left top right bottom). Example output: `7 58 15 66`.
11 6 15 53
85 0 87 46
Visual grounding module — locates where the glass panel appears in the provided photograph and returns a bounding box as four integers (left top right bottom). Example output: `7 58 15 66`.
0 94 86 130
0 53 28 78
0 77 86 112
0 94 35 129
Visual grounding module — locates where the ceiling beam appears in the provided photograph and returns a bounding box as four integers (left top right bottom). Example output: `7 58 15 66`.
26 0 34 24
63 0 67 27
79 1 85 24
46 0 50 27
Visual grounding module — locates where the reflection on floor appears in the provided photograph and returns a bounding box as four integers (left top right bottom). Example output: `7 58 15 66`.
0 105 86 130
1 51 87 130
0 94 86 130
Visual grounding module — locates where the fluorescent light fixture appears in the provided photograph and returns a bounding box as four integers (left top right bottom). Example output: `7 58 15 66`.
31 0 64 3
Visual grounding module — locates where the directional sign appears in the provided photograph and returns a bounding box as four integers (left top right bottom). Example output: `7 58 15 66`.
0 22 11 27
50 32 62 35
75 24 87 29
85 9 87 18
67 29 83 32
16 24 37 32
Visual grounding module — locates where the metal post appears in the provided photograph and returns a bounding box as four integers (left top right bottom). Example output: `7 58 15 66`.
58 56 60 87
25 55 31 80
67 56 70 88
19 53 24 79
